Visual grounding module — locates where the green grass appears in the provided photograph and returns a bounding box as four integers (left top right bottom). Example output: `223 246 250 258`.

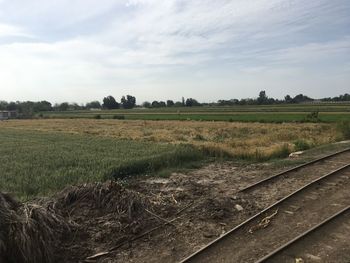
37 112 350 123
0 129 203 199
37 104 350 123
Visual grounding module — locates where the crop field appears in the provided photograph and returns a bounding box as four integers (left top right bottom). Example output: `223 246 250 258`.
0 118 342 199
38 103 350 122
0 128 201 199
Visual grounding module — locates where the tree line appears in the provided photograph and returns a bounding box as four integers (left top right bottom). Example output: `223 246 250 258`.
1 92 349 115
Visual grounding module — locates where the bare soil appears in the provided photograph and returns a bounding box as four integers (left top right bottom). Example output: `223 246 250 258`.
2 143 350 263
266 208 350 263
56 144 350 263
185 167 350 262
57 161 269 263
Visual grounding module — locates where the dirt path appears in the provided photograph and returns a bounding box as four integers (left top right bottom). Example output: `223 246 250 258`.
266 208 350 263
94 145 350 263
183 166 350 262
242 150 350 209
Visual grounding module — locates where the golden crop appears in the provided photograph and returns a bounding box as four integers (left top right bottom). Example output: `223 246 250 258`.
1 119 337 159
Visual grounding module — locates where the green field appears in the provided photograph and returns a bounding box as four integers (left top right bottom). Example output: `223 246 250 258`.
3 103 350 199
0 129 202 199
38 103 350 123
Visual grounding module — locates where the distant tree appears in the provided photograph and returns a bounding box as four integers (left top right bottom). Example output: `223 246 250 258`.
18 101 35 116
86 101 101 109
330 93 350 102
218 99 239 106
68 103 82 111
284 95 293 104
151 101 160 108
103 96 119 109
339 93 350 101
293 94 313 103
151 101 166 108
174 101 183 107
182 97 185 106
33 101 52 112
121 95 136 109
185 98 201 107
142 101 151 108
0 101 9 110
58 102 69 111
6 102 18 111
257 90 268 105
267 98 276 104
166 100 175 107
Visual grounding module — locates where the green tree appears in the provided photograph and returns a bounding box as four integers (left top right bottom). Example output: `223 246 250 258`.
103 96 119 109
185 98 200 107
86 101 101 109
0 101 9 110
151 101 160 107
257 90 268 105
58 102 69 111
121 95 136 109
142 101 151 108
34 101 52 112
284 95 293 103
166 100 175 107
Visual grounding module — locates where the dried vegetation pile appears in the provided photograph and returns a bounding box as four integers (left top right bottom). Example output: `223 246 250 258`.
0 192 70 263
0 181 176 263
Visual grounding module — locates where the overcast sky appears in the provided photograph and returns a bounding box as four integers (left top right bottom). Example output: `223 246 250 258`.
0 0 349 103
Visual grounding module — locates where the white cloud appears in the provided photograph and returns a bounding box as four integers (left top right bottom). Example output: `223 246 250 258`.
0 0 349 102
0 23 31 37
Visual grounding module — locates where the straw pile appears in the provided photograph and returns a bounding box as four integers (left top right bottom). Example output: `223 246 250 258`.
0 192 70 263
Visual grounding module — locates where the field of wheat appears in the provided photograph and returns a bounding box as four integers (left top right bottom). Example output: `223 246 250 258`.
1 119 339 159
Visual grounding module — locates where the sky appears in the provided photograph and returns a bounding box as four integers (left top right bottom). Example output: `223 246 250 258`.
0 0 349 104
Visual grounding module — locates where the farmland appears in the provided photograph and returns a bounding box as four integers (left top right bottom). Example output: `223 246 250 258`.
0 128 201 199
0 117 343 199
37 103 350 122
1 101 349 200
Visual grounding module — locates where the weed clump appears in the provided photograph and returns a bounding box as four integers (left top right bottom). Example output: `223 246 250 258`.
233 144 292 161
337 121 350 139
303 111 320 122
293 139 312 151
113 115 125 120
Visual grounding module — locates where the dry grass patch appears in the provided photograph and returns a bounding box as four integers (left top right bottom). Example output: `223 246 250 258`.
1 119 338 160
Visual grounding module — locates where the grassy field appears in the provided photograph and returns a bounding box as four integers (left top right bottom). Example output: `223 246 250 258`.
38 103 350 122
1 116 347 199
0 128 202 199
2 119 340 157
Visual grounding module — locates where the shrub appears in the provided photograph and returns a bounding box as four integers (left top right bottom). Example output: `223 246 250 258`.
94 114 101 119
337 121 350 139
113 115 125 120
269 144 291 159
293 139 312 151
303 111 320 122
